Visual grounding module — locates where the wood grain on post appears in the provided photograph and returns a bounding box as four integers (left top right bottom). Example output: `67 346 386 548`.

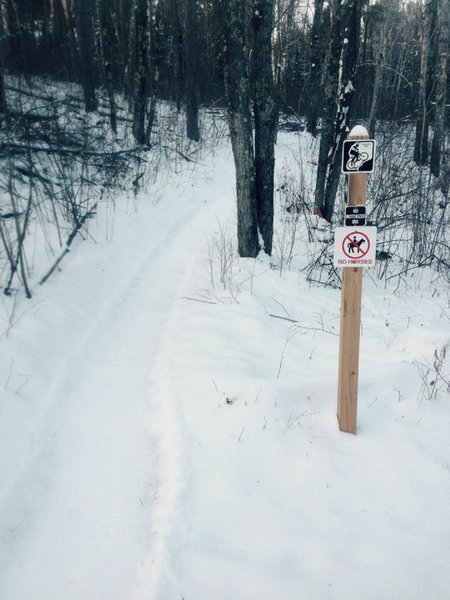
337 126 369 434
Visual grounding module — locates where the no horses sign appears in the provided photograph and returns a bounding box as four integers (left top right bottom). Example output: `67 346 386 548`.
333 227 377 267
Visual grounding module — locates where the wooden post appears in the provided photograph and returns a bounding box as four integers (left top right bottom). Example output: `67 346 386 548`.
337 126 369 434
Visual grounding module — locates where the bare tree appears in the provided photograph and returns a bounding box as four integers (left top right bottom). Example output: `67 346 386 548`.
366 3 388 138
306 0 325 135
273 0 296 110
430 0 449 177
182 0 200 141
252 0 278 254
314 0 363 222
222 0 278 257
0 0 7 113
73 0 98 112
95 0 118 134
414 0 438 166
222 0 259 258
131 0 153 145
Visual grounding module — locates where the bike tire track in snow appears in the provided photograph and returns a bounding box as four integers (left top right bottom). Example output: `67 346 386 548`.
134 216 207 599
0 157 234 600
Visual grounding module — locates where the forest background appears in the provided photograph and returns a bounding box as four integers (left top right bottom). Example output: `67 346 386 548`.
0 3 450 597
0 0 448 297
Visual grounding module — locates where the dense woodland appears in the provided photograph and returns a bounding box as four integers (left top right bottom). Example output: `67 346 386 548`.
0 0 449 295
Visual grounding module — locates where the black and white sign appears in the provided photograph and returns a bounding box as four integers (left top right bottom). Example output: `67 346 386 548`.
345 205 366 227
342 140 376 173
345 216 366 227
345 205 366 216
334 227 377 267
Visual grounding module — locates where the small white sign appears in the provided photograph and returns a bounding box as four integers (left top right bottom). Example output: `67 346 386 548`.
334 227 377 267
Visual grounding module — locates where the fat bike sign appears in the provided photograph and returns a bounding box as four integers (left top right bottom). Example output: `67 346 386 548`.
333 227 377 267
342 140 376 173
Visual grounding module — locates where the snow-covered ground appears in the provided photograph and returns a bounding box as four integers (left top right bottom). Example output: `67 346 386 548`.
1 132 450 600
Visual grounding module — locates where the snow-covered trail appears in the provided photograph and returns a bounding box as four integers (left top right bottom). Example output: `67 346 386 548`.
0 156 233 600
2 133 450 600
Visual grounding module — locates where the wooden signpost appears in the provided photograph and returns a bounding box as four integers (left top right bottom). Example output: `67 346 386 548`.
336 126 376 434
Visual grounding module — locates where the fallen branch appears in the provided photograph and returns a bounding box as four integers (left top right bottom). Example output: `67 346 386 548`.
15 166 61 186
161 145 203 164
0 142 148 159
182 295 217 305
39 204 97 286
0 211 23 219
268 313 339 336
0 111 58 123
268 312 299 323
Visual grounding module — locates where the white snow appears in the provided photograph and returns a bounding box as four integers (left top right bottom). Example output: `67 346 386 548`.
349 124 369 138
1 131 450 600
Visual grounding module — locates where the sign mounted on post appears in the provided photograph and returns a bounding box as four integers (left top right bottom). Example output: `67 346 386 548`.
337 125 376 435
342 139 376 173
334 227 377 267
345 205 366 227
345 205 366 216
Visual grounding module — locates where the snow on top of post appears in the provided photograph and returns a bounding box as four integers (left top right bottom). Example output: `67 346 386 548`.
349 125 369 138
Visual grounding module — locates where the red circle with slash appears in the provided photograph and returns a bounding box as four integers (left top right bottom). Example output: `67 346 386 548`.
342 230 370 259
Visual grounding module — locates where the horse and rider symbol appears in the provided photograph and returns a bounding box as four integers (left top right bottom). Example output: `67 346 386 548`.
342 231 371 258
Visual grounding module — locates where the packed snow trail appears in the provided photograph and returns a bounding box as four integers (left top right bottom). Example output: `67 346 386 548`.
2 134 450 600
0 156 234 600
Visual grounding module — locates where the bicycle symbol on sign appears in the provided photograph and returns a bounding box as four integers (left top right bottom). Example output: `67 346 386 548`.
346 143 369 171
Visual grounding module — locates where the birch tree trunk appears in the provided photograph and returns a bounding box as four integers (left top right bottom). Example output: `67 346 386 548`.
314 0 362 222
414 0 437 166
367 23 386 139
0 0 7 113
306 0 325 136
430 0 449 177
95 0 117 134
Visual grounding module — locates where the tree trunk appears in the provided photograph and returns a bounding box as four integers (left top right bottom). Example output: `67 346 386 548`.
367 25 386 139
273 0 295 113
414 0 437 166
132 0 151 145
112 0 132 94
314 0 362 222
252 0 278 255
0 0 7 113
74 0 98 112
182 0 200 141
306 0 324 135
223 0 259 258
430 0 448 177
95 0 117 134
314 0 342 219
